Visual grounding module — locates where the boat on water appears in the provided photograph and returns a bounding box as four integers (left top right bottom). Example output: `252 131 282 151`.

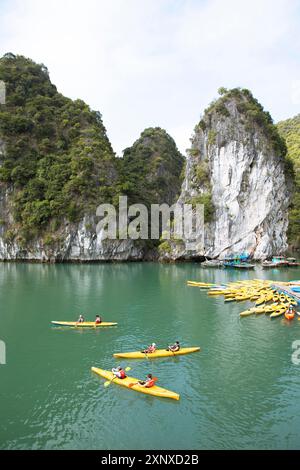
285 310 295 321
223 261 255 270
113 347 200 359
201 259 224 268
286 257 300 267
223 252 255 270
51 321 118 327
91 367 180 400
262 256 289 268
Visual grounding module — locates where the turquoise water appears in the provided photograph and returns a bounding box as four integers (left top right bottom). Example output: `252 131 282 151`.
0 262 300 450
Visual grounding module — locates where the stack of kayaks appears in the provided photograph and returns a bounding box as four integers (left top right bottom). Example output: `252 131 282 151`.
188 277 299 322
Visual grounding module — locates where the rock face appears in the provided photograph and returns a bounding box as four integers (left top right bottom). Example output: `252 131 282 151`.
0 211 145 261
0 61 292 263
0 54 183 262
171 88 291 260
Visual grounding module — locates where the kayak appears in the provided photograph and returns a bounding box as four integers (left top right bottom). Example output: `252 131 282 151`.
240 303 287 317
285 311 295 320
91 367 180 401
51 321 118 327
270 307 287 318
113 347 200 359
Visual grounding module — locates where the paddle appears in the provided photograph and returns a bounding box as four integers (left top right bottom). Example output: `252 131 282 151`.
104 367 131 387
128 377 158 388
141 350 149 359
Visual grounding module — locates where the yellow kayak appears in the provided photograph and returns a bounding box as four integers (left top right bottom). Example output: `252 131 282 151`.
51 321 118 327
270 307 287 318
113 347 200 359
91 367 180 401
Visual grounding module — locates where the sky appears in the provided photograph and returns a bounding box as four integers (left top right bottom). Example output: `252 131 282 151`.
0 0 299 156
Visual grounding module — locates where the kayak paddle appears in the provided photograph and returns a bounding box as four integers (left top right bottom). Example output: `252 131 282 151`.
104 367 131 387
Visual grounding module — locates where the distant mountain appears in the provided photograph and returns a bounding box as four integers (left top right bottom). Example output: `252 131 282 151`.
120 127 184 207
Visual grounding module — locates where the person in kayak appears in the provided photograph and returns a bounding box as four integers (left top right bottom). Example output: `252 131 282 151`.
112 366 127 379
137 374 156 388
95 315 102 324
287 305 296 315
77 314 84 323
167 341 180 352
141 343 157 354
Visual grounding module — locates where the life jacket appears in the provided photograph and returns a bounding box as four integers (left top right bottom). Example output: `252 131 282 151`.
119 370 126 379
145 379 155 388
95 318 101 324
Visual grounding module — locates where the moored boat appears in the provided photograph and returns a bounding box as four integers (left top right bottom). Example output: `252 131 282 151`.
201 259 224 268
262 256 289 268
286 258 300 267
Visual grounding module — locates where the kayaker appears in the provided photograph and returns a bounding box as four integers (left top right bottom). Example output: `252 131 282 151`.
111 366 127 379
167 341 180 352
287 305 296 316
137 374 156 388
77 314 84 323
141 343 157 354
95 315 102 324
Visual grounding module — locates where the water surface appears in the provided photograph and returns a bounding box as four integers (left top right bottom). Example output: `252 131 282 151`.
0 262 300 449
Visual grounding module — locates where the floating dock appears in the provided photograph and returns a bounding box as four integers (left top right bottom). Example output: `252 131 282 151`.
272 283 300 306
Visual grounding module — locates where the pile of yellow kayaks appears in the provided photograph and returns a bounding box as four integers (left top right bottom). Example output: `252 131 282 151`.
188 278 299 321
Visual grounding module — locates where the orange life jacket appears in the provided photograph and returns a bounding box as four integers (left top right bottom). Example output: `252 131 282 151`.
145 379 155 388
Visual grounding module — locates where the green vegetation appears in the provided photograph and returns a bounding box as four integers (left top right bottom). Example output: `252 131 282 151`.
277 115 300 247
194 160 210 187
186 193 214 222
118 127 184 207
0 53 117 242
158 240 172 254
207 129 217 146
199 88 287 156
0 55 184 247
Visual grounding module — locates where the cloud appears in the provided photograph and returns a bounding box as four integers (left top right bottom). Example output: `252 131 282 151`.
0 0 299 155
